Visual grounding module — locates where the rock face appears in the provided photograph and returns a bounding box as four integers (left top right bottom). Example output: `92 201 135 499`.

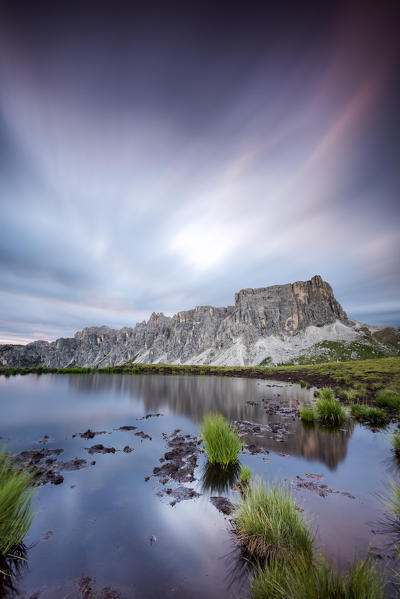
0 275 350 367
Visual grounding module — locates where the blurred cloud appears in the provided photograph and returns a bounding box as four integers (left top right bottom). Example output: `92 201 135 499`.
0 2 399 344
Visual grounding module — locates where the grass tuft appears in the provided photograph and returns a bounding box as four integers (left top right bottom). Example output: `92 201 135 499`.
338 388 361 402
315 388 346 425
386 481 400 519
240 464 252 485
200 413 242 468
349 404 388 426
251 554 384 599
235 479 313 562
318 387 335 401
0 450 36 557
391 431 400 456
300 406 315 422
375 386 400 410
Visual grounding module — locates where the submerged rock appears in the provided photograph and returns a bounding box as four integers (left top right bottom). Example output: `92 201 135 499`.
13 448 64 465
79 577 123 599
210 496 235 514
86 444 116 455
295 475 355 499
135 431 152 441
233 420 271 437
116 425 137 431
59 458 87 471
244 444 269 455
47 472 64 485
79 429 107 439
151 431 201 504
169 486 201 505
137 413 163 420
153 432 199 484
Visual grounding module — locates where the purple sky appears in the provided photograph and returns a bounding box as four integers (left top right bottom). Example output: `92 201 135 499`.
0 2 399 344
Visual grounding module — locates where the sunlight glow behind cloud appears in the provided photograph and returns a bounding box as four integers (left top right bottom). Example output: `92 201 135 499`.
0 2 399 343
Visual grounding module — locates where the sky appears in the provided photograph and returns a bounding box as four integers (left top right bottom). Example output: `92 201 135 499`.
0 1 399 344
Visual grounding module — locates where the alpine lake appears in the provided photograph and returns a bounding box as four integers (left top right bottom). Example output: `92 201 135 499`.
0 372 399 598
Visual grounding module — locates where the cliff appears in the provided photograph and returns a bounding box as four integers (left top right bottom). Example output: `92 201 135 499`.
0 275 354 367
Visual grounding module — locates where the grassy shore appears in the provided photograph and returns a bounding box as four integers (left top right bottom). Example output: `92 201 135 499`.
0 451 36 558
0 357 399 392
234 479 384 598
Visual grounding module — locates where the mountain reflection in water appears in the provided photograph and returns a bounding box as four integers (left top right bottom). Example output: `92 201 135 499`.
0 373 394 598
67 374 353 470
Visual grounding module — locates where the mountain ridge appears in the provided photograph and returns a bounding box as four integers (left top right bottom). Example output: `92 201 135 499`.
0 275 396 367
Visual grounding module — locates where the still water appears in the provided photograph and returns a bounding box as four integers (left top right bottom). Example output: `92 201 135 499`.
0 374 397 598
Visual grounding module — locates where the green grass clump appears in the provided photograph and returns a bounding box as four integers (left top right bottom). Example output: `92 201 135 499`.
318 387 335 401
380 482 400 547
240 465 252 485
251 554 384 599
375 386 400 410
339 388 361 402
235 479 313 562
349 404 388 426
315 388 346 425
387 481 400 519
353 382 368 396
300 406 315 422
349 403 364 419
200 413 242 468
0 450 36 557
391 431 400 456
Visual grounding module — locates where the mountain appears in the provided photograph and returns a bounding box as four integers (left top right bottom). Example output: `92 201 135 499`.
0 275 398 368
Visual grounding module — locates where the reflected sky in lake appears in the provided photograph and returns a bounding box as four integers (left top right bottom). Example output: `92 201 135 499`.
0 373 397 597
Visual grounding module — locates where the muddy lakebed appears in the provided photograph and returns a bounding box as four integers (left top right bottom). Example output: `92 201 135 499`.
0 373 399 598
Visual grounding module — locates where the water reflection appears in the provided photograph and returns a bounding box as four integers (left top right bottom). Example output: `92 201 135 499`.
66 374 354 469
288 422 354 471
201 463 240 494
67 374 304 421
0 544 28 597
0 374 395 597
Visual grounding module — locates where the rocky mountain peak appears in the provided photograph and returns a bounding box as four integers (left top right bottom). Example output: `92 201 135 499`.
1 276 351 368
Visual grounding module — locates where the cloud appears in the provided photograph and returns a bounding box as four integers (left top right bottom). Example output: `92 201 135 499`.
0 2 399 343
